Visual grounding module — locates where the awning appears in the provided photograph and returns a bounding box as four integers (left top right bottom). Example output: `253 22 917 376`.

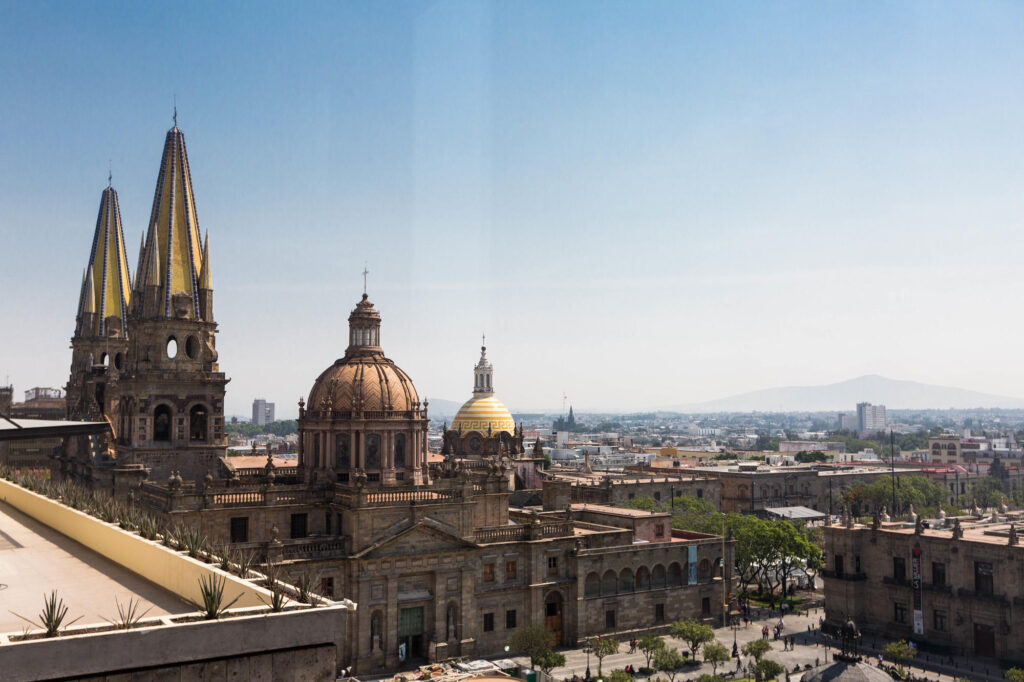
0 416 110 441
763 505 826 521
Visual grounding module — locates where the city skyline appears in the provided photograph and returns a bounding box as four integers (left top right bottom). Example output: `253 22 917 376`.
4 2 1024 416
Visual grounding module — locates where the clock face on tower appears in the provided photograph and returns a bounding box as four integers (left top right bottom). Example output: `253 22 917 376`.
469 436 482 452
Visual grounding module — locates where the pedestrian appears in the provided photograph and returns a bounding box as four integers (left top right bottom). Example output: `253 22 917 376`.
744 616 749 628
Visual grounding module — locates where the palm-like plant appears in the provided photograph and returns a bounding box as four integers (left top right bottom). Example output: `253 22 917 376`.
103 596 153 630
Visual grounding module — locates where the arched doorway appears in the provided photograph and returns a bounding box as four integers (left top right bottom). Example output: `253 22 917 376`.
544 591 564 646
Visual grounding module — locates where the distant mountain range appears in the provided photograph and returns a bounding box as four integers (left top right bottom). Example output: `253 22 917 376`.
677 375 1024 412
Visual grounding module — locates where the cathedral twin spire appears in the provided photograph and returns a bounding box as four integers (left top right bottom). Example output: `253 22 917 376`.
132 124 212 320
76 120 213 337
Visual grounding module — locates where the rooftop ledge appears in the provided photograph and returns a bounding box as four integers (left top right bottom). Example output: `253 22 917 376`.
0 476 355 679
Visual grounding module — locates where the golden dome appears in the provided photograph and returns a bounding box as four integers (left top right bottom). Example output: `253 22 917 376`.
307 356 418 413
451 396 515 436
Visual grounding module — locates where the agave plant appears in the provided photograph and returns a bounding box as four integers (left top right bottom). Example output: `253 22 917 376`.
233 549 257 579
137 514 159 541
216 543 232 571
103 596 153 630
191 575 242 620
11 591 82 637
176 525 209 559
258 562 287 612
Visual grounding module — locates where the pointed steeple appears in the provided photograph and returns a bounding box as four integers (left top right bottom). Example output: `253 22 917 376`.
134 124 205 318
75 185 132 338
198 231 212 290
473 340 494 397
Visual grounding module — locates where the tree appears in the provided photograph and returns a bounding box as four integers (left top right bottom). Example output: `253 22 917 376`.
741 639 772 662
882 640 915 671
695 676 725 682
653 647 685 682
605 670 632 682
795 450 828 463
669 619 715 658
535 650 565 677
1006 668 1024 682
702 641 730 676
638 633 666 668
990 457 1010 486
592 636 620 677
510 625 555 669
753 658 784 682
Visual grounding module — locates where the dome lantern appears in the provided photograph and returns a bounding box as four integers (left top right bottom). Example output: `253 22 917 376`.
347 293 382 354
473 337 493 397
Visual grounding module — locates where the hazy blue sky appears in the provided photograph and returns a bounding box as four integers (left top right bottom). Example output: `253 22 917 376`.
3 2 1024 417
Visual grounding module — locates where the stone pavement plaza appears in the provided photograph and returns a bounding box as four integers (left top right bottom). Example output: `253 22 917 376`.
529 601 1005 682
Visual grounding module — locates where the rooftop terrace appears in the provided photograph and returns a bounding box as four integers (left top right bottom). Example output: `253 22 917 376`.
0 501 189 632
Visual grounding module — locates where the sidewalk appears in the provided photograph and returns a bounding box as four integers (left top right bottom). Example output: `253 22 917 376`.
539 604 1004 681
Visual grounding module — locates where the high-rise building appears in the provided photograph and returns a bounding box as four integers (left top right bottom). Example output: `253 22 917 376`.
837 413 858 431
252 398 275 425
856 402 886 433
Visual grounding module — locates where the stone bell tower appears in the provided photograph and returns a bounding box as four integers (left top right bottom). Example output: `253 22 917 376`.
112 118 228 481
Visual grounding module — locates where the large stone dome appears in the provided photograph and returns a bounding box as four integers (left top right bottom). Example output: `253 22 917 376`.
307 356 418 413
305 294 419 413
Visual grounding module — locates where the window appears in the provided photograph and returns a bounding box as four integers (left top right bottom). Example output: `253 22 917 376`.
394 434 406 469
932 562 946 586
335 433 350 469
654 491 662 502
854 555 861 573
506 560 517 581
655 524 665 538
696 489 704 498
229 516 249 543
655 603 665 623
975 562 994 596
290 513 308 539
933 609 946 632
483 563 495 582
325 510 332 535
701 597 711 617
548 556 558 575
483 613 494 632
365 434 381 468
893 557 906 582
189 404 208 441
834 554 845 579
506 609 517 629
605 610 616 628
320 577 334 599
153 405 172 442
894 602 907 624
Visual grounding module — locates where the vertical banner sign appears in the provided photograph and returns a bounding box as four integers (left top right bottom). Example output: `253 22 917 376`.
688 545 698 585
912 548 924 635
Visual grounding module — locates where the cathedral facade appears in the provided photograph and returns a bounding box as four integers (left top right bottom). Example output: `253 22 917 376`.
56 121 735 677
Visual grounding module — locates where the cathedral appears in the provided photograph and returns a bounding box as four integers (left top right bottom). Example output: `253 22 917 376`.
57 120 735 676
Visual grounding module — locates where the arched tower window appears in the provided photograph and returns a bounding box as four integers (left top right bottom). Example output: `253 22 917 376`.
446 602 458 641
153 405 172 442
189 404 208 442
313 435 321 468
394 433 406 469
365 434 381 469
335 433 350 469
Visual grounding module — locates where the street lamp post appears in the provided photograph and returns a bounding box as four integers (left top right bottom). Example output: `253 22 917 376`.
583 638 592 680
732 617 739 658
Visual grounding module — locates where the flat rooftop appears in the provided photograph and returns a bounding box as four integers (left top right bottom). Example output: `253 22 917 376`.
571 503 668 518
0 501 190 633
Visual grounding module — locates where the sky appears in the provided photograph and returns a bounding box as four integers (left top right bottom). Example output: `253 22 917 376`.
3 1 1024 417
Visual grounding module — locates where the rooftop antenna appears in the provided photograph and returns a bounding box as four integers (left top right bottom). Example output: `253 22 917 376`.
108 160 112 187
173 94 177 127
362 262 369 294
562 392 567 418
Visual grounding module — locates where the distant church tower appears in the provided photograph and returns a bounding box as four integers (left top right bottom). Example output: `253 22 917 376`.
111 121 227 481
67 181 132 421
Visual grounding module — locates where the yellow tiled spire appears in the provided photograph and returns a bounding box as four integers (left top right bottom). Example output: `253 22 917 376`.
134 124 205 318
75 185 132 337
198 231 212 290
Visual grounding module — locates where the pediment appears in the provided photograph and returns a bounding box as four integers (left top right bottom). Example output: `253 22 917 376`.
356 519 474 558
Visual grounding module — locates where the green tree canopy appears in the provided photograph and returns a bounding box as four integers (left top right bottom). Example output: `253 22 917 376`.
669 619 715 658
741 639 772 662
510 625 555 668
591 637 620 676
702 641 730 675
653 647 685 682
753 658 784 682
637 633 665 668
535 649 565 676
882 640 915 667
795 450 828 463
1005 667 1024 682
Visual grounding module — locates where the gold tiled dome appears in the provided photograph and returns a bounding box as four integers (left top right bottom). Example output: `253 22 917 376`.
451 395 515 435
